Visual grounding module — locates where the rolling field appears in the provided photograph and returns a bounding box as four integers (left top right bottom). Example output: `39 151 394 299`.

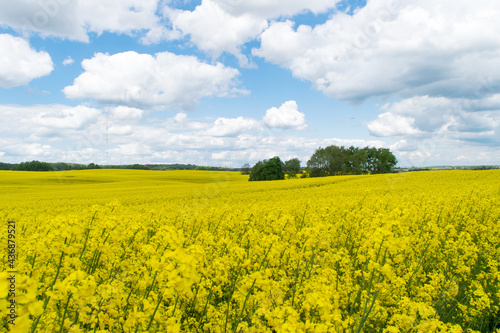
1 169 499 332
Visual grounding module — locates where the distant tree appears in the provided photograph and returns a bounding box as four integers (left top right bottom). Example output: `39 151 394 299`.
284 158 301 178
126 164 150 170
16 160 54 171
241 163 251 175
87 163 102 169
307 145 397 177
0 162 17 170
249 161 264 181
325 145 345 175
306 148 329 177
249 156 285 181
373 148 397 174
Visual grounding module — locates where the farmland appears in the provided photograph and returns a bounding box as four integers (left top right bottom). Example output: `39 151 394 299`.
1 169 499 332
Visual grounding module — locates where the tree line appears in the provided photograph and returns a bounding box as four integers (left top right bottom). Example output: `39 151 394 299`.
307 146 397 176
16 160 54 171
247 157 301 181
247 145 397 181
0 161 241 172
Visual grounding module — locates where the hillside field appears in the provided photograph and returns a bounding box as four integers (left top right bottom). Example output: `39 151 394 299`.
1 169 499 332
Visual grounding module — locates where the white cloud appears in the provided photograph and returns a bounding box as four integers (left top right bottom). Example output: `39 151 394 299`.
263 100 307 130
0 142 53 158
162 0 339 64
253 0 500 102
368 96 500 137
392 137 500 167
33 105 101 130
1 99 497 167
108 125 134 136
112 143 152 156
0 104 105 162
367 113 421 137
139 25 183 45
0 103 381 166
215 0 337 18
108 106 144 121
167 112 210 131
0 0 160 42
79 0 159 37
203 116 261 137
63 51 247 110
166 2 268 66
200 100 307 137
0 34 53 88
62 56 74 66
368 96 500 166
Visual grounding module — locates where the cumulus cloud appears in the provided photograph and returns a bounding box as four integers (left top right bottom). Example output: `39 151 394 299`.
162 0 339 65
368 113 421 137
253 0 500 102
200 100 307 137
108 125 134 136
0 34 53 88
63 51 247 110
0 141 53 158
140 25 183 45
263 100 307 130
368 96 500 138
0 0 160 42
2 98 495 167
368 96 500 166
33 105 101 130
391 136 500 167
0 102 381 166
203 116 262 137
62 56 74 66
218 0 338 18
108 106 144 121
166 2 268 65
112 143 152 157
0 104 104 162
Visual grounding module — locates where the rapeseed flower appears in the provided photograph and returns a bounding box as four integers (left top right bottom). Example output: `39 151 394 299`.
0 169 498 332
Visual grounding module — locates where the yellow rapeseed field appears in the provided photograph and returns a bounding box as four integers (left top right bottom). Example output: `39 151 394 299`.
1 169 499 332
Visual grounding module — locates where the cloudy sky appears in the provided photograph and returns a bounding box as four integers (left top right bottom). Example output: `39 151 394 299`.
1 0 499 167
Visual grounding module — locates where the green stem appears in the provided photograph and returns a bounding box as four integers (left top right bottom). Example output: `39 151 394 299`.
146 294 163 331
233 279 256 333
58 293 72 333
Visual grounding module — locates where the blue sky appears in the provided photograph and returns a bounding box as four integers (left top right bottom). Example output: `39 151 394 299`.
0 0 499 167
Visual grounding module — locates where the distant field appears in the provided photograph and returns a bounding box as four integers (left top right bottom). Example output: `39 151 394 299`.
1 170 499 332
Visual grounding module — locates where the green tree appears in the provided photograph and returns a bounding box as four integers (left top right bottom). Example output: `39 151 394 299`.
126 164 150 170
306 148 328 177
249 156 285 181
347 146 368 175
372 148 397 174
16 160 54 171
0 162 17 170
87 163 102 169
325 145 345 175
284 158 301 178
307 145 397 177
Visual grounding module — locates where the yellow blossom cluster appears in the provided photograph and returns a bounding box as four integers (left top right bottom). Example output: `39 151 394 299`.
1 169 499 332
